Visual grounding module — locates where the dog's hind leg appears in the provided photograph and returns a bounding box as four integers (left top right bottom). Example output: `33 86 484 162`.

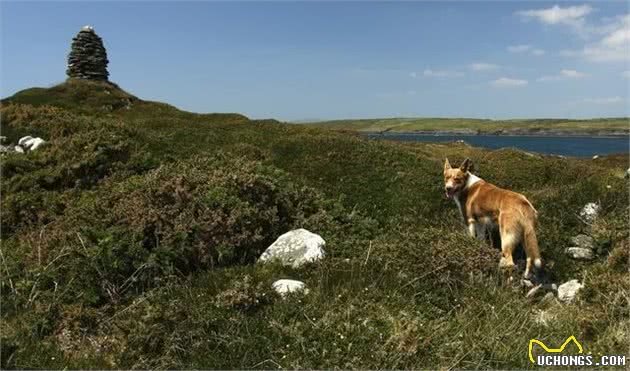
498 214 518 269
475 223 487 241
522 223 543 280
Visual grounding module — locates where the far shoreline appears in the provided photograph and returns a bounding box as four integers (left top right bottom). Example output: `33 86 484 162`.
360 130 630 139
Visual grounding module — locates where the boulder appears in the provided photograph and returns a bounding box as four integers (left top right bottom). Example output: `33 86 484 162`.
557 280 583 303
18 136 32 145
565 247 594 260
258 229 325 268
570 234 594 249
579 203 600 224
625 168 630 179
18 136 46 151
272 279 308 297
566 234 595 260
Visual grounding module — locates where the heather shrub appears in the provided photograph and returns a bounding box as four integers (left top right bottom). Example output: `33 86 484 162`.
1 123 154 237
2 155 371 309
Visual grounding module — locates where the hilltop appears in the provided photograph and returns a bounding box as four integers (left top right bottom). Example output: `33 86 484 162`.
1 80 628 369
306 117 630 136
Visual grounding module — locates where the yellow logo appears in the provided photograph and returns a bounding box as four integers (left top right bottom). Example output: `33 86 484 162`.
528 335 584 364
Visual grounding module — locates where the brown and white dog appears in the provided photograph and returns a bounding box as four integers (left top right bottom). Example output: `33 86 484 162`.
443 158 543 279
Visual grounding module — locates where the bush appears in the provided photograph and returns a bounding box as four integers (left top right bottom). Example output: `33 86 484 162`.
2 155 368 309
1 118 154 237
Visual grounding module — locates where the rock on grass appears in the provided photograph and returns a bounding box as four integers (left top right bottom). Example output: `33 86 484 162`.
272 279 309 297
258 229 325 268
558 280 584 303
566 247 594 260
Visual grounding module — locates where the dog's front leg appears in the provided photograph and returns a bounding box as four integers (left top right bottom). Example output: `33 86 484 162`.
467 219 477 238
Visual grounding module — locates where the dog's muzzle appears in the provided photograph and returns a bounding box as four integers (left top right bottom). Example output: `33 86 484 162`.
445 187 456 199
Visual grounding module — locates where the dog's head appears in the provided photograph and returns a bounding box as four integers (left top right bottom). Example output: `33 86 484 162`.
443 158 473 199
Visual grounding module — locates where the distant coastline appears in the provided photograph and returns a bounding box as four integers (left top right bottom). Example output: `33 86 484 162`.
364 129 630 138
364 131 629 157
305 117 630 138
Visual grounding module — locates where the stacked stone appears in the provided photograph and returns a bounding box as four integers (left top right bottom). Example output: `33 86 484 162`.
66 26 109 81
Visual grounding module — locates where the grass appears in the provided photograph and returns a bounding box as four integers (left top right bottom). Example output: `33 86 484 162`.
1 79 628 369
306 117 630 135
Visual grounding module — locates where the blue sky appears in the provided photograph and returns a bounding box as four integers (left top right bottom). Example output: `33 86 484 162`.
2 1 629 120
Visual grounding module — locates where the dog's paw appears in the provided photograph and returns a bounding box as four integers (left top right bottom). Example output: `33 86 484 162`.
498 257 516 269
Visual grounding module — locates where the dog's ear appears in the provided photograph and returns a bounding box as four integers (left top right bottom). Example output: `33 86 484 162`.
444 158 451 171
460 158 473 173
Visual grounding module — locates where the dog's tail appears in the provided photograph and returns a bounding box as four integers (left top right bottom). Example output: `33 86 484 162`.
522 196 538 218
523 222 546 283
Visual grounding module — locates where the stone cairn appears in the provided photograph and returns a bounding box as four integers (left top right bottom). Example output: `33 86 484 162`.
66 25 109 81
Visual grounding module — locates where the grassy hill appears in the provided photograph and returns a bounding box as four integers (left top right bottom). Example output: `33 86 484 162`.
1 80 628 369
306 117 630 136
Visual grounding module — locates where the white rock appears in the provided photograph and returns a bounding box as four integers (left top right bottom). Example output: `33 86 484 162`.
258 229 325 268
592 155 599 160
18 136 46 151
625 168 630 179
18 136 33 145
557 279 583 303
571 234 594 249
272 279 308 297
579 203 600 223
566 247 594 260
14 145 24 153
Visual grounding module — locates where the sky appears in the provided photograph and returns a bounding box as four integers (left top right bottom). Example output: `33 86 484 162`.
1 1 629 120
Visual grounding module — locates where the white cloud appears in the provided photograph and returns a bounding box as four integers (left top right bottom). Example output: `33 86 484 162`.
537 69 587 82
490 77 528 88
470 63 499 71
601 28 630 47
531 9 630 63
582 96 624 104
422 69 464 78
507 44 532 53
562 42 630 62
517 4 593 26
507 45 545 56
561 69 586 78
622 71 630 79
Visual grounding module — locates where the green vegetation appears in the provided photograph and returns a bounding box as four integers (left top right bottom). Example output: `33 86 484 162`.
306 117 630 135
1 80 628 369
